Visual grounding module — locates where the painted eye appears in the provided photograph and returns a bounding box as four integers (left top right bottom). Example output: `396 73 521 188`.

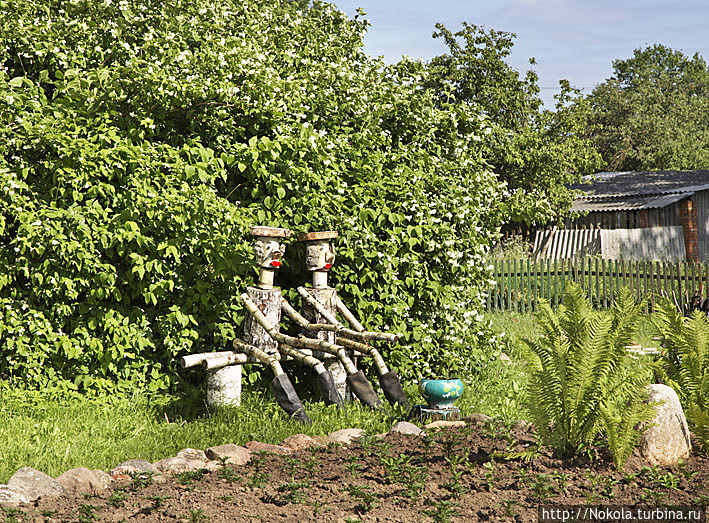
270 260 282 268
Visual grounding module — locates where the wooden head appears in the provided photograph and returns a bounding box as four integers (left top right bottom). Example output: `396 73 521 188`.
251 226 291 269
298 231 338 272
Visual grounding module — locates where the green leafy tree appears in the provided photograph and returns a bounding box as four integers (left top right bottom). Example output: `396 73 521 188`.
586 44 709 171
424 23 602 226
0 0 505 393
523 282 655 468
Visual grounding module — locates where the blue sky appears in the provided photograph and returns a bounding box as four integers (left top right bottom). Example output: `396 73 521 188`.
333 0 709 105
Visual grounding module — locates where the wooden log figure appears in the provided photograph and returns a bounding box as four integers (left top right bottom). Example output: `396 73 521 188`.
181 225 404 420
293 231 410 410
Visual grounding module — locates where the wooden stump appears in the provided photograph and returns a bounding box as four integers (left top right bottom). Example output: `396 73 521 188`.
301 287 349 400
243 286 281 355
206 365 242 407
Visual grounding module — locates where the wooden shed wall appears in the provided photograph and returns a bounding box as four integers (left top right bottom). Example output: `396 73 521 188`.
565 205 680 230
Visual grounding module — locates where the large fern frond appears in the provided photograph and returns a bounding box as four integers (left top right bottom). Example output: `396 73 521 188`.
522 282 653 465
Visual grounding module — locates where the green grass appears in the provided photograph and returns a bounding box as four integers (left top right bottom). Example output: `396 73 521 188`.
0 359 528 483
485 310 662 355
2 309 660 483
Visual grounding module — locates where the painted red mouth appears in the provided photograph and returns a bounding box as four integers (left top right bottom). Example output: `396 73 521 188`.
324 263 332 269
270 260 282 268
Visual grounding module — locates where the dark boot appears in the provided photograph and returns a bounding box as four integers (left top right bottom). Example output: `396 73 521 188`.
270 373 311 424
317 371 346 411
380 371 410 410
346 370 383 410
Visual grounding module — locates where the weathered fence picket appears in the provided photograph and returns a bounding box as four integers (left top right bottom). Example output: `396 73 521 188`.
485 257 709 313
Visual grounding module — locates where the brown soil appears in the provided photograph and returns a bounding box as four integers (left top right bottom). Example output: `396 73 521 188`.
8 421 709 522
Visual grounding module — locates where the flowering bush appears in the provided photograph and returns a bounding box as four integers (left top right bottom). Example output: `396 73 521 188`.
0 0 505 392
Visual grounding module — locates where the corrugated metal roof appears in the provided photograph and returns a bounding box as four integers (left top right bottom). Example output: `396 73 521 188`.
570 170 709 198
571 193 689 212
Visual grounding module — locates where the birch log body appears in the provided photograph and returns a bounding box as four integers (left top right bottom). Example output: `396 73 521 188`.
243 286 281 355
301 287 337 344
301 287 348 399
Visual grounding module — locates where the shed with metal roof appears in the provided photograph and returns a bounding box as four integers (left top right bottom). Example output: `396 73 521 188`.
538 170 709 261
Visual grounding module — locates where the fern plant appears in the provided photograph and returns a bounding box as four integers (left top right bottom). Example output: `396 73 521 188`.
523 282 656 469
653 300 709 453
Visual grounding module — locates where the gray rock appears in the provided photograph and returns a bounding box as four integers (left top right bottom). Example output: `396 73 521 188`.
389 421 422 436
328 428 365 445
0 485 29 508
244 441 293 455
176 448 208 462
206 444 252 465
56 468 112 496
153 456 216 474
639 384 692 467
110 459 158 477
7 467 66 501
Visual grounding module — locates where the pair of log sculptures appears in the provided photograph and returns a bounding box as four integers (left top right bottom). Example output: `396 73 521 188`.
182 227 409 423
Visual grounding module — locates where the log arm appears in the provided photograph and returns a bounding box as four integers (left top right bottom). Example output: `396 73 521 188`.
282 295 389 374
335 295 398 343
181 351 241 369
242 293 384 410
281 298 364 357
335 336 389 376
232 338 284 375
241 293 357 374
296 287 397 343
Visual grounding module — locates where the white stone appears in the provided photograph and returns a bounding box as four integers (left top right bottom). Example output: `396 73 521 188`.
153 456 218 474
328 428 365 445
7 467 66 501
0 485 29 507
389 421 422 436
110 459 158 477
207 364 242 407
639 384 692 467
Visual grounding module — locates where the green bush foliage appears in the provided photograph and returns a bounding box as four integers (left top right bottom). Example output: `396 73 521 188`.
523 282 655 469
653 301 709 454
0 0 504 392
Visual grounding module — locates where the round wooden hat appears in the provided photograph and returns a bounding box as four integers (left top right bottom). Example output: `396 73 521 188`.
297 230 338 242
250 226 292 238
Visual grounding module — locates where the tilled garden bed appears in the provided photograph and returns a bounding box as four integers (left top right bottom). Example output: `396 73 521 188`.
6 419 709 522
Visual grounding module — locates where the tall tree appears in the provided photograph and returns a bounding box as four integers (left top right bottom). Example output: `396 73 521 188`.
424 22 601 226
586 44 709 171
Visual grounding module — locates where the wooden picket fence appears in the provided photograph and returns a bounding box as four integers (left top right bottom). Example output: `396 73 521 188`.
486 257 709 313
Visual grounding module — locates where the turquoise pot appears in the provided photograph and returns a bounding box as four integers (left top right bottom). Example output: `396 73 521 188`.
419 378 464 409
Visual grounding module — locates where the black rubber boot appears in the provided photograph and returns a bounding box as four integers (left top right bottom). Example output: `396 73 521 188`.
316 371 346 411
270 373 312 424
380 371 410 410
346 370 383 410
